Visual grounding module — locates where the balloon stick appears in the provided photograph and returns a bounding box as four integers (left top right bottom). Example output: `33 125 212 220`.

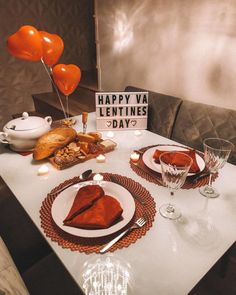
65 95 69 118
40 58 67 119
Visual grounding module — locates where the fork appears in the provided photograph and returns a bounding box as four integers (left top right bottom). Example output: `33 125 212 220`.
99 217 147 253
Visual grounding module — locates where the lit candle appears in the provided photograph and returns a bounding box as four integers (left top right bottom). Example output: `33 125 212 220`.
96 154 106 163
106 131 114 138
130 152 140 163
134 130 142 136
37 165 49 176
93 173 104 185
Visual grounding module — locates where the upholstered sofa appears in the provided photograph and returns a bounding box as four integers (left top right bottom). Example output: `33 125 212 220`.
1 86 236 294
125 86 236 165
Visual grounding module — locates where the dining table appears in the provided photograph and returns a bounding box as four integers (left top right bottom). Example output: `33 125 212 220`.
0 112 236 295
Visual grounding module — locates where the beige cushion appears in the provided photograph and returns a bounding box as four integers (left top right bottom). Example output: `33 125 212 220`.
0 238 29 295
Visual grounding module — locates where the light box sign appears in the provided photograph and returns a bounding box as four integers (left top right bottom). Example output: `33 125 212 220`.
95 92 148 130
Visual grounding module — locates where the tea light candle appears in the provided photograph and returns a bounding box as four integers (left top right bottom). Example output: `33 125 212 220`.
37 165 49 176
106 131 114 138
130 152 140 163
134 130 142 137
96 154 106 163
93 173 104 185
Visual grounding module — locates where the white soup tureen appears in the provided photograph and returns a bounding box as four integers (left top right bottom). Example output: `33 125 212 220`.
0 112 52 151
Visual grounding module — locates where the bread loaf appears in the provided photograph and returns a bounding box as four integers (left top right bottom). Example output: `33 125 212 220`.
33 127 77 160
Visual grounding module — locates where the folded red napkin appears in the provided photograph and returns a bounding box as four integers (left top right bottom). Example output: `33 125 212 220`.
64 195 123 229
153 149 200 173
64 185 104 222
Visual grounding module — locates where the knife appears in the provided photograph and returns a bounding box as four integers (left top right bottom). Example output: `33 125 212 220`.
109 175 146 205
82 112 88 134
191 171 210 184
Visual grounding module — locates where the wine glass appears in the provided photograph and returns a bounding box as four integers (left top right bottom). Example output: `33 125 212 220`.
159 152 193 220
199 138 234 198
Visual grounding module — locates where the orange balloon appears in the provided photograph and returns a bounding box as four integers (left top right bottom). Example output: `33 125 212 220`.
7 25 42 61
52 64 81 96
39 31 64 66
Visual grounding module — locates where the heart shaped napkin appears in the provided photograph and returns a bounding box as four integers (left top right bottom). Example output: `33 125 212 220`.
64 195 123 229
153 149 200 173
64 184 123 229
64 185 104 222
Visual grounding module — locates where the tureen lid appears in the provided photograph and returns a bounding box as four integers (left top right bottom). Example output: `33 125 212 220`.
5 112 48 131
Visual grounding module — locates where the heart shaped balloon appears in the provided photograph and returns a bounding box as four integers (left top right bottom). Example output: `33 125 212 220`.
39 31 64 66
7 25 42 61
52 64 81 96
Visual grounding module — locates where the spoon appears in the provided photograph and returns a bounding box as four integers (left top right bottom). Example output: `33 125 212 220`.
53 169 93 194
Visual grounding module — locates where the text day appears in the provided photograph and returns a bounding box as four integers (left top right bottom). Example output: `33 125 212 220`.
109 119 138 128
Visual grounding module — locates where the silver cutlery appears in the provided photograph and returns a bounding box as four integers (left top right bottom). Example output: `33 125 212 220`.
133 145 157 155
192 171 210 184
134 149 145 155
53 169 92 194
100 217 147 253
110 175 146 205
82 112 88 134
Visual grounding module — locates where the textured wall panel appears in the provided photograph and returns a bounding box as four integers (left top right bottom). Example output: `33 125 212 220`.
96 0 236 110
0 0 96 127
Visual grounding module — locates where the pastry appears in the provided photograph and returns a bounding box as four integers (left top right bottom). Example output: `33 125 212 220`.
77 132 102 143
87 132 102 141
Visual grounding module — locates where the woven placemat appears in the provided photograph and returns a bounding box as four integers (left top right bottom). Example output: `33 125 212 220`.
40 173 156 254
130 144 217 189
5 145 33 156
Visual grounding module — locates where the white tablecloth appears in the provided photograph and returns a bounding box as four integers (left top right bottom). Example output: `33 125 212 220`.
0 113 236 295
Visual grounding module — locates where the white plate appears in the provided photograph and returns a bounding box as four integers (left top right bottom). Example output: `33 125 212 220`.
51 181 136 238
142 145 205 176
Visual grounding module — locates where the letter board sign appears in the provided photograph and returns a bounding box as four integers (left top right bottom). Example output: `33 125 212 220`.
95 92 148 130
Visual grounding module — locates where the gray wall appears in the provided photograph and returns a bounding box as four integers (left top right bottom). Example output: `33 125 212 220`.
0 0 96 127
96 0 236 110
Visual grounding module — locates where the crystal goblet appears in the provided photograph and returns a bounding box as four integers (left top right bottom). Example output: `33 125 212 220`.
159 152 193 220
199 138 234 198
